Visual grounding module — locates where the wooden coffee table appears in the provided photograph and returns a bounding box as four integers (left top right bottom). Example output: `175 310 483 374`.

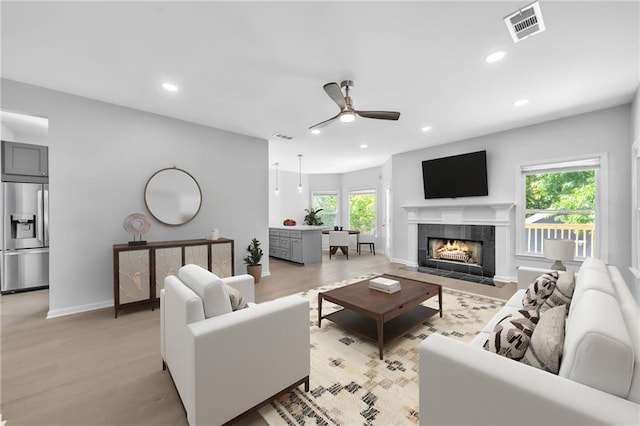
318 274 442 360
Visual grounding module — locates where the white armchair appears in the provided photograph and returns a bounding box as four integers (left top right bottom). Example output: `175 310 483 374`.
160 264 310 425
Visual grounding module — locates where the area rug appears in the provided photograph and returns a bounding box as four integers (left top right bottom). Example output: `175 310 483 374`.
259 273 506 425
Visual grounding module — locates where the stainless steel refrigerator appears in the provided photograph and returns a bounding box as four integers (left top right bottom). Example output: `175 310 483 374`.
1 182 49 293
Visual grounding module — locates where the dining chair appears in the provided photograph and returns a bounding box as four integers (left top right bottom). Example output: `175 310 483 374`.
357 233 376 255
329 231 350 259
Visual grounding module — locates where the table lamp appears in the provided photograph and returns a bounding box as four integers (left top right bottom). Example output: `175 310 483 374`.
543 239 575 271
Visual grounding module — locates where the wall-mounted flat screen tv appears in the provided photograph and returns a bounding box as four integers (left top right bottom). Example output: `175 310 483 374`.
421 150 488 199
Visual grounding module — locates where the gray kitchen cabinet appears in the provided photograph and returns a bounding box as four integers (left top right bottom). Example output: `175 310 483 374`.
290 237 303 263
2 140 48 180
269 226 322 265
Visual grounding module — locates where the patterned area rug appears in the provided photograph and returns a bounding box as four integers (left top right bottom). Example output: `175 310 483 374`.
259 273 505 425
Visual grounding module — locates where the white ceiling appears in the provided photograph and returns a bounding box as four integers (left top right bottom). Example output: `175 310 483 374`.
1 1 638 173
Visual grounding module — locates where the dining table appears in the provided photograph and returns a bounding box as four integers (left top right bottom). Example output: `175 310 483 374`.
321 229 360 235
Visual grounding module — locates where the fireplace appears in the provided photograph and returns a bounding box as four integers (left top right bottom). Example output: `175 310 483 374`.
403 202 514 284
428 238 483 265
418 224 495 278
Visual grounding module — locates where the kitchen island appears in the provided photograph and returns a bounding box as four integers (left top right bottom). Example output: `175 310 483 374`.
269 225 324 265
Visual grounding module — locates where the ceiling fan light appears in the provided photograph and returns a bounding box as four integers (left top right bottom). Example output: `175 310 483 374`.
340 111 356 123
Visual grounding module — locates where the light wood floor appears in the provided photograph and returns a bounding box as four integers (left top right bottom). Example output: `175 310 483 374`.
1 251 515 425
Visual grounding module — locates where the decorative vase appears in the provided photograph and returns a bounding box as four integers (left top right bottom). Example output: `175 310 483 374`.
334 226 339 231
247 264 262 284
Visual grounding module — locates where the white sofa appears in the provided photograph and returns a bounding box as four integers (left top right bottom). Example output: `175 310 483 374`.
160 265 310 425
419 258 640 425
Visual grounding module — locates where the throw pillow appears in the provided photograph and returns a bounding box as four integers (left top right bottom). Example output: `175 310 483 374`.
225 284 248 311
521 304 567 374
540 271 575 314
522 271 559 310
178 264 232 318
483 309 540 360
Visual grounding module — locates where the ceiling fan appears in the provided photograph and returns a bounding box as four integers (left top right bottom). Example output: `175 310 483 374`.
309 80 401 131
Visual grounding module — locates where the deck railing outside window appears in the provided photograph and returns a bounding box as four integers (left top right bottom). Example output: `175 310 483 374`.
525 223 595 258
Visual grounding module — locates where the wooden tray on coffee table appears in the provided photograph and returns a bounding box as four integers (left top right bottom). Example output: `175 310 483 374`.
318 274 442 360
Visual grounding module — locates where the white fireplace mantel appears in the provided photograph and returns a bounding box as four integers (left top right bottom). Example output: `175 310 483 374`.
401 201 516 284
402 201 515 226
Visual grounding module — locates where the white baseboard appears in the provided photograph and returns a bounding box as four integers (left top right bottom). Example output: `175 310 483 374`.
47 299 113 319
493 275 517 286
392 258 416 267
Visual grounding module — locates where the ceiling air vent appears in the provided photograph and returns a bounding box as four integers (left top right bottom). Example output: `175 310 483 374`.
272 132 294 140
504 1 546 43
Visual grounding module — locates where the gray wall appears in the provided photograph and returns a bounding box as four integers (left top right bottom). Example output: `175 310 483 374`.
1 78 269 317
392 104 632 281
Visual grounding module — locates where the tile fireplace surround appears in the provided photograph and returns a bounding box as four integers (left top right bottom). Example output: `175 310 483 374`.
402 202 515 284
421 224 495 278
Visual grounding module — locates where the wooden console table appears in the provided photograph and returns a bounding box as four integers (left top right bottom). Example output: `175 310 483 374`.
113 238 234 317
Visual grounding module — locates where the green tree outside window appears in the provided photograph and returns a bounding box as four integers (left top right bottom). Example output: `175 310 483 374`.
349 192 376 234
524 169 596 257
526 170 595 224
312 193 337 228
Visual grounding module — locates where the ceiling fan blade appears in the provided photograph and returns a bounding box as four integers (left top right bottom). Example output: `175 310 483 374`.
309 112 341 130
355 110 401 120
323 82 346 109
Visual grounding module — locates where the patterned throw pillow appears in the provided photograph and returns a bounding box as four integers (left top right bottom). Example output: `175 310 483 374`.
483 309 540 360
521 304 567 374
540 271 575 314
225 284 248 310
522 271 559 310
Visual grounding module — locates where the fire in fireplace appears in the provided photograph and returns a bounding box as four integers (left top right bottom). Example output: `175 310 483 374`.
428 238 483 266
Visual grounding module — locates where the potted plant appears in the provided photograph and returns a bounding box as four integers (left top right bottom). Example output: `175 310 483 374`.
304 208 324 226
243 238 263 284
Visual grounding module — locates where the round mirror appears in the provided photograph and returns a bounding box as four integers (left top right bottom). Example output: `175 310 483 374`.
144 167 202 226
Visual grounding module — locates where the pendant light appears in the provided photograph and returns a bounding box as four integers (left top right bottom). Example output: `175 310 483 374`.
297 154 303 193
274 162 280 196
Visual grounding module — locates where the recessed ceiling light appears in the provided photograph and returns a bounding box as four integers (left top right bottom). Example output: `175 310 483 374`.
162 83 178 92
514 99 529 106
360 144 368 148
311 129 321 135
421 126 433 132
485 51 506 63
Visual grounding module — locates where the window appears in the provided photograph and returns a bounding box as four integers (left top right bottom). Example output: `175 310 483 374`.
517 155 607 260
348 189 376 234
312 192 338 228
